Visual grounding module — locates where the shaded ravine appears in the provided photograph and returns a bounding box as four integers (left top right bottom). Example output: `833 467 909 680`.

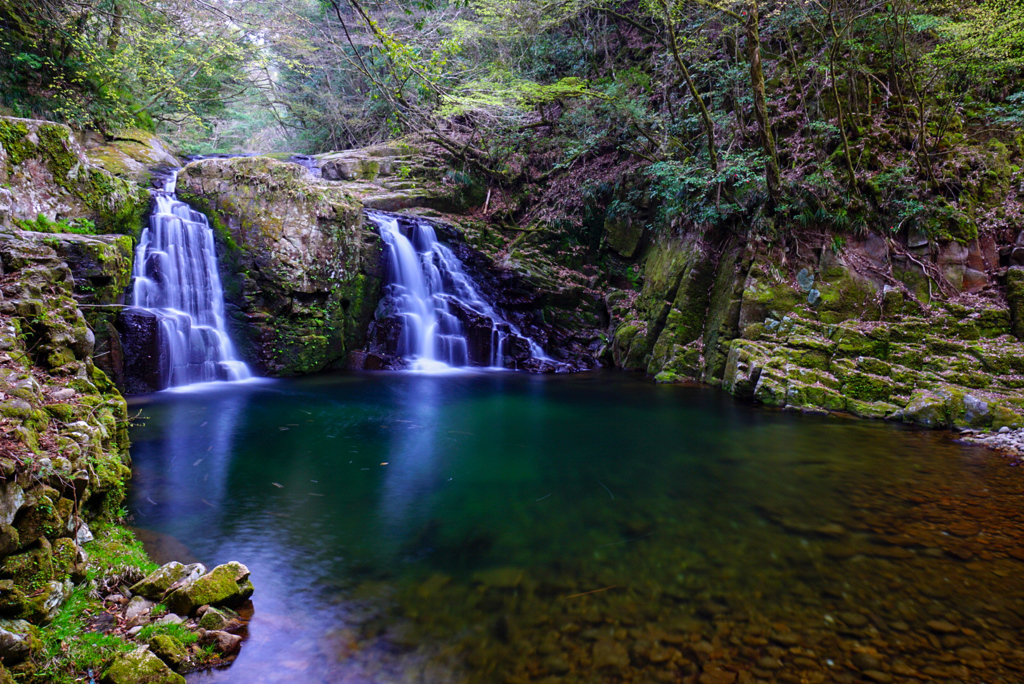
127 371 1024 684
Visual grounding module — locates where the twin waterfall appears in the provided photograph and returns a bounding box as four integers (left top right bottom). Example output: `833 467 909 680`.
130 173 250 388
127 175 545 390
368 212 547 371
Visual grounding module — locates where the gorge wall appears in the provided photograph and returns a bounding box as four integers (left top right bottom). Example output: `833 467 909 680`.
600 223 1024 429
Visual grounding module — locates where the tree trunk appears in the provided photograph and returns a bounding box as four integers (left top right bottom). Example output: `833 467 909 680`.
745 1 780 206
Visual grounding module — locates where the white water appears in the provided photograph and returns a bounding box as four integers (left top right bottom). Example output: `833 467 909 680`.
368 212 547 371
131 172 251 388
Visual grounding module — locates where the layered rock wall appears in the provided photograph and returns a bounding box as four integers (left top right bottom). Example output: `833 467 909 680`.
0 230 131 630
0 117 150 236
606 225 1024 429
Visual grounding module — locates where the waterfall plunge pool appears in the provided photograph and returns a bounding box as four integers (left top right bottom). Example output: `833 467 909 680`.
127 370 1024 683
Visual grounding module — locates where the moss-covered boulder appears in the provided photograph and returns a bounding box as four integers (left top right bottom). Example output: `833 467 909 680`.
148 634 190 671
0 116 150 235
164 562 253 616
0 619 41 664
176 156 383 375
85 128 180 183
101 647 186 684
130 561 203 601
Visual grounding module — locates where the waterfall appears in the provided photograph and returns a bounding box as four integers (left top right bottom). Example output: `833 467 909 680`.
130 172 251 388
367 211 548 371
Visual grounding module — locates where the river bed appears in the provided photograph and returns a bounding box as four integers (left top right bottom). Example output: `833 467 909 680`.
127 370 1024 683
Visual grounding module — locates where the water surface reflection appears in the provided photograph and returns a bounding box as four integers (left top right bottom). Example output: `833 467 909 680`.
127 371 1024 683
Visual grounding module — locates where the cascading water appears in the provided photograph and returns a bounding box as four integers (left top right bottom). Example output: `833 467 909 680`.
130 172 251 388
367 211 548 371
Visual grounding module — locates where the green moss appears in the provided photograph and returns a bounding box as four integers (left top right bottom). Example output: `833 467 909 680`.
841 371 894 402
138 623 198 646
0 119 34 167
101 647 185 684
84 524 159 577
1 546 54 592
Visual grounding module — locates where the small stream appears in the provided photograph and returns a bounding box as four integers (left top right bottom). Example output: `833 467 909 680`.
127 371 1024 683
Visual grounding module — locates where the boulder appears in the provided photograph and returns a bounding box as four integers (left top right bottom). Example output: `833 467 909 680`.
130 561 200 601
101 647 186 684
903 390 948 428
0 619 40 663
124 595 154 622
197 605 240 632
198 629 243 656
148 634 190 671
164 562 253 616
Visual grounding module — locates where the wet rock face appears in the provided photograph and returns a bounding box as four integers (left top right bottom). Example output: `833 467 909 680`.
117 308 163 394
176 156 384 376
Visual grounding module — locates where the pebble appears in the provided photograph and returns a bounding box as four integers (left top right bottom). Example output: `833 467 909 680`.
838 612 869 628
926 620 959 634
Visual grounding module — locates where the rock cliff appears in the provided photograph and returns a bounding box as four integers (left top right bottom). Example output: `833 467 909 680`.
605 225 1024 429
176 156 382 376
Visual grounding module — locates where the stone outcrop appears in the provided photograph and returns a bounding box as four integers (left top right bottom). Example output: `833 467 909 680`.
0 117 150 236
313 142 474 212
176 156 384 376
84 128 181 184
605 225 1024 429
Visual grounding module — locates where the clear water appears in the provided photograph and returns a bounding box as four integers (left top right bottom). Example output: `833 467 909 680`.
127 372 1024 683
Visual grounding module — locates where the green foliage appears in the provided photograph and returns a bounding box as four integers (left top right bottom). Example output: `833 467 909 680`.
84 523 159 578
0 0 257 133
137 622 199 645
38 585 133 684
14 214 97 235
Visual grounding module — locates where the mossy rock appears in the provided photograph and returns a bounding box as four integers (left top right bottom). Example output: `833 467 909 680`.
164 562 253 616
0 618 42 664
1007 267 1024 340
903 390 949 428
603 215 644 258
841 371 896 403
846 399 899 419
0 544 54 591
753 368 788 407
197 605 238 631
786 381 846 412
991 403 1024 430
101 647 186 684
13 491 64 548
149 634 190 672
130 562 194 601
